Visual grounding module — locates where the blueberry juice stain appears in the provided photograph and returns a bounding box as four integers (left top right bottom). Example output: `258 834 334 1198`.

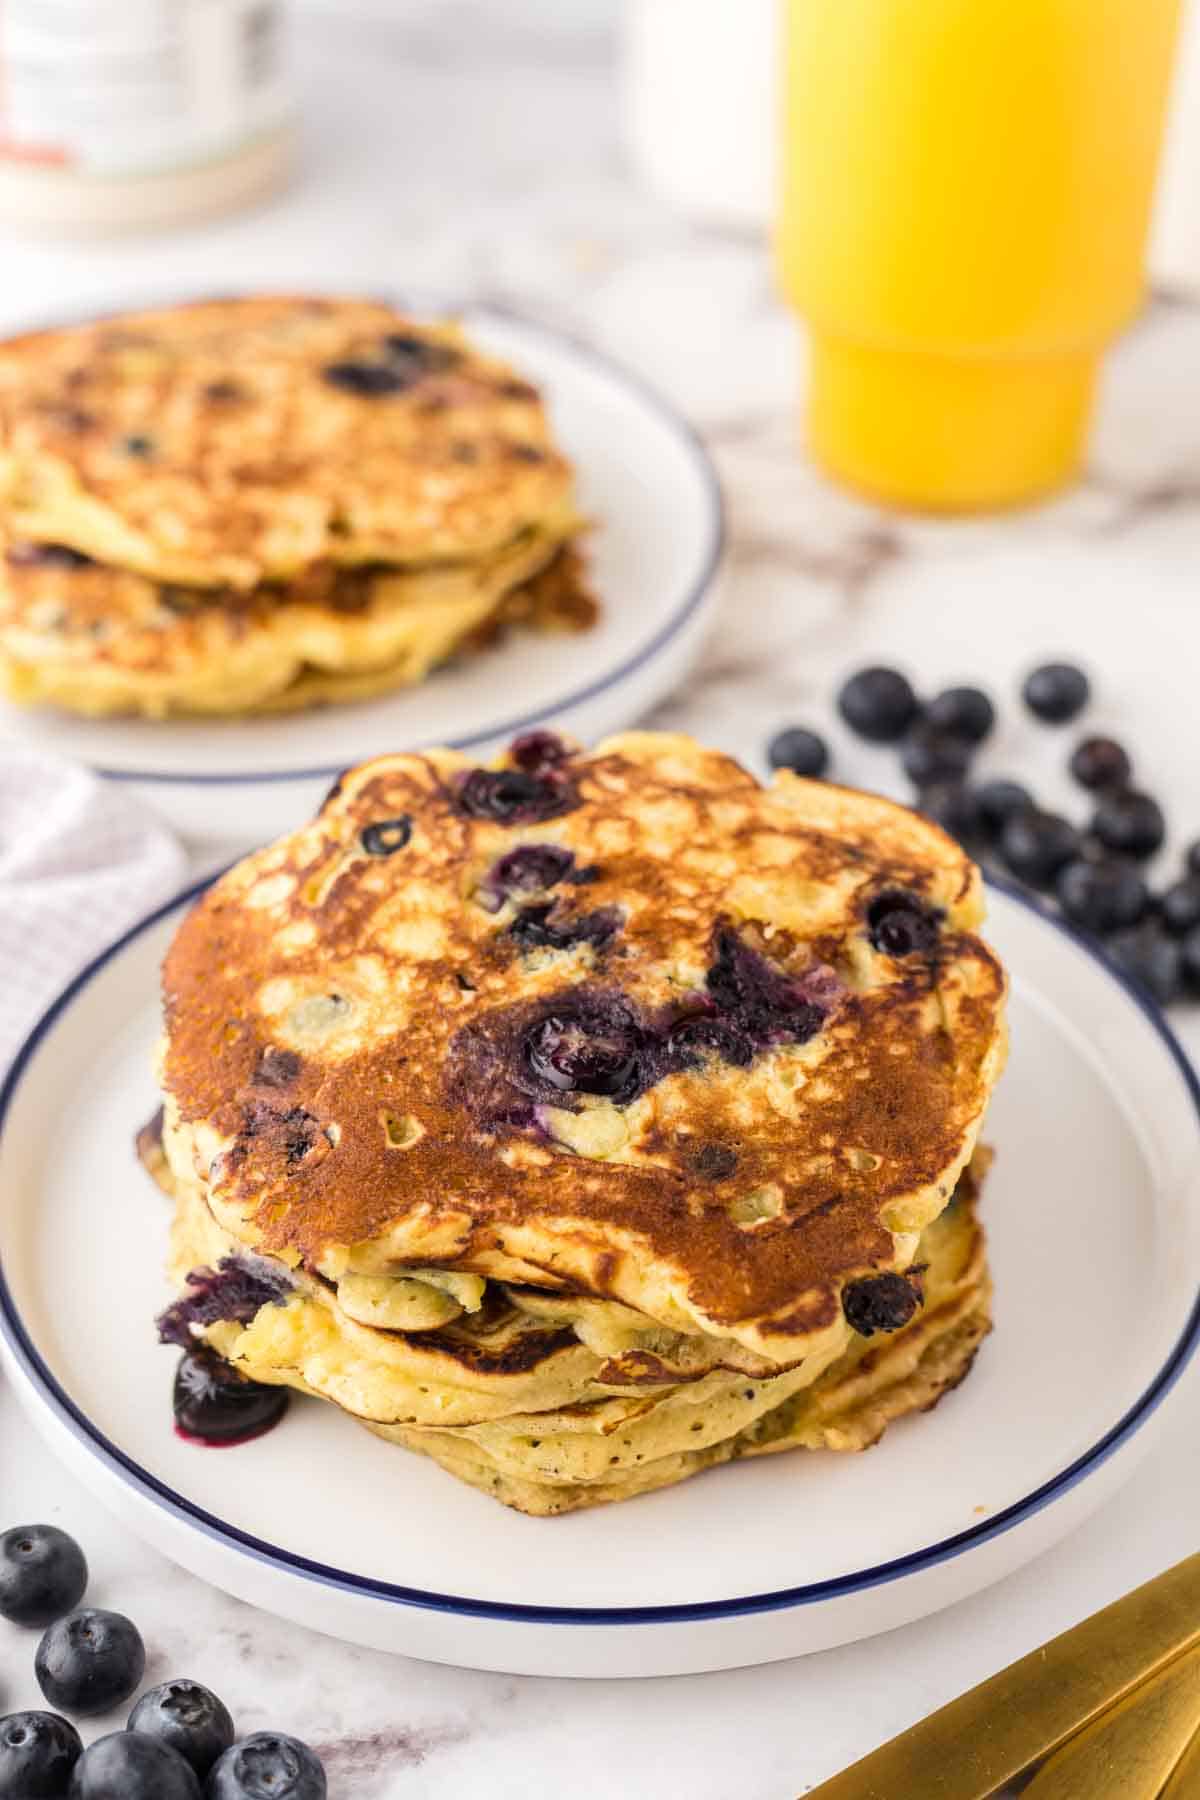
172 1346 289 1448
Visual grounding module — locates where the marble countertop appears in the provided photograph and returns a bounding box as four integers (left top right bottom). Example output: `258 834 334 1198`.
3 6 1200 1796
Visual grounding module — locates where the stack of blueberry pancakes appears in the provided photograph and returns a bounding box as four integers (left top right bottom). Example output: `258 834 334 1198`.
0 296 592 717
148 730 1008 1514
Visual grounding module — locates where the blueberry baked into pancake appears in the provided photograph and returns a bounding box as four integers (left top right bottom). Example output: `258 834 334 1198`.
145 731 1007 1513
0 296 593 717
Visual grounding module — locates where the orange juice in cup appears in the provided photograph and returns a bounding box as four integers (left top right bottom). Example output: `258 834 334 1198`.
777 0 1183 511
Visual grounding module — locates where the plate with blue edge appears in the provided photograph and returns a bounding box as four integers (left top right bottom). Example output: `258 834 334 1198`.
1 873 1198 1678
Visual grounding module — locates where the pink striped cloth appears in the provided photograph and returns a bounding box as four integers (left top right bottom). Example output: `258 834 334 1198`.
0 748 186 1071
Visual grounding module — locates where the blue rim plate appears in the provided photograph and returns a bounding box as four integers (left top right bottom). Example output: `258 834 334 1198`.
0 873 1198 1630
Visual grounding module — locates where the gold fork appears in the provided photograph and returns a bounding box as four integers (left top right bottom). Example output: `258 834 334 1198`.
806 1555 1200 1799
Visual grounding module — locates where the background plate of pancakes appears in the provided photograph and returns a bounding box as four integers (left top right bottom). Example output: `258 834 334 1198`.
1 873 1198 1678
0 298 723 846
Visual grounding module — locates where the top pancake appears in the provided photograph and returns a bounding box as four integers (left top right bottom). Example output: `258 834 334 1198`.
0 296 576 590
159 731 1007 1366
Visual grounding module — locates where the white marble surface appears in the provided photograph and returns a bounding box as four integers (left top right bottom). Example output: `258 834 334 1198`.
3 5 1200 1795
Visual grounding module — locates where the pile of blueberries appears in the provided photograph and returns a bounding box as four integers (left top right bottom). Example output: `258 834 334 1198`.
768 661 1200 1006
0 1524 325 1798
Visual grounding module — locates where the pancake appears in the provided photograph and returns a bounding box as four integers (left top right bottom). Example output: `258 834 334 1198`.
158 731 1007 1379
0 532 593 718
0 297 576 589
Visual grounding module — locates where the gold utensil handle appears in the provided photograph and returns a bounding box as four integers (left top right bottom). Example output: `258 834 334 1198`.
806 1554 1200 1800
1023 1644 1200 1799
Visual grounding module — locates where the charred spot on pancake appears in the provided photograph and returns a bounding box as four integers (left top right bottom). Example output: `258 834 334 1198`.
510 443 546 463
841 1272 922 1337
455 765 578 825
665 1014 754 1071
866 889 944 957
382 332 461 375
497 378 539 401
241 1101 330 1171
7 541 94 570
360 815 413 857
693 1143 738 1180
156 1255 293 1346
507 902 621 954
204 378 245 403
122 432 155 457
567 864 602 886
251 1047 302 1090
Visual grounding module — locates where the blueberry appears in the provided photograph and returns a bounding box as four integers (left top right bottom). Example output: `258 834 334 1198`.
382 334 459 378
842 1273 921 1337
172 1348 289 1447
866 889 943 957
666 1015 754 1070
1160 879 1200 938
508 730 568 773
156 1259 292 1348
0 1525 87 1627
1056 859 1149 935
1069 736 1132 791
121 433 155 457
69 1733 200 1799
524 1000 644 1101
837 667 920 743
901 731 972 789
507 903 620 952
489 845 575 896
359 816 411 856
767 727 829 779
128 1681 234 1779
206 1732 326 1800
923 686 995 745
0 1711 82 1798
1000 810 1080 889
703 927 827 1045
1092 791 1166 861
35 1609 145 1717
321 361 411 396
1108 924 1182 1007
456 767 575 825
917 782 984 845
976 779 1034 839
1022 661 1090 724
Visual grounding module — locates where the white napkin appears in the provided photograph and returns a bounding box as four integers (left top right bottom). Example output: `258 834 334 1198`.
0 749 187 1072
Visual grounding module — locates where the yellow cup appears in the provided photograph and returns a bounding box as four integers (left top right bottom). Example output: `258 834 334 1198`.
777 0 1183 512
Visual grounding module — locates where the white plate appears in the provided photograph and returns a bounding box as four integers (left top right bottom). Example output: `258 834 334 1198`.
0 304 723 846
1 879 1198 1679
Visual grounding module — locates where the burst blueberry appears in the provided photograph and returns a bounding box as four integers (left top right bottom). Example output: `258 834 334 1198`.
524 1001 644 1101
866 890 943 957
456 767 575 825
172 1348 289 1447
842 1274 921 1336
360 816 412 856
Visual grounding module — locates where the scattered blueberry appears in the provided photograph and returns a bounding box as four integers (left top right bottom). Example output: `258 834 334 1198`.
359 816 412 856
918 782 984 845
172 1348 289 1447
923 686 995 745
35 1609 145 1717
900 730 972 789
1107 923 1182 1007
1056 859 1149 935
1160 879 1200 938
0 1525 87 1627
767 727 829 779
1092 790 1166 861
866 889 943 957
975 778 1034 839
1000 810 1080 889
206 1732 326 1800
837 666 920 743
842 1273 921 1337
1069 736 1132 791
128 1681 234 1780
68 1732 200 1799
0 1711 82 1798
1022 661 1091 724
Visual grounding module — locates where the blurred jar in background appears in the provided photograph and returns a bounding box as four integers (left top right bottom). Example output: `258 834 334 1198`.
777 0 1183 512
1153 0 1200 295
0 0 294 236
623 0 777 229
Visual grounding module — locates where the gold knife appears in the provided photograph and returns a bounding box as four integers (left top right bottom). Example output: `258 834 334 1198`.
805 1555 1200 1799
